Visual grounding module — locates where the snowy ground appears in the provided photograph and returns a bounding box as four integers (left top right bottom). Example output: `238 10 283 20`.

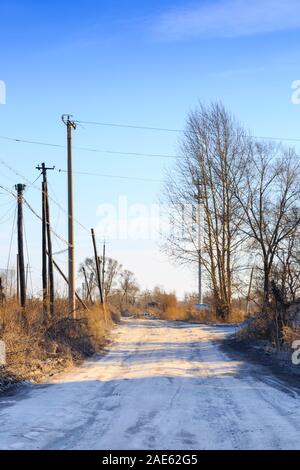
0 318 300 450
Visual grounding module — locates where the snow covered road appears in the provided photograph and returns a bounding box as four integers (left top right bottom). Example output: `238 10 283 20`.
0 318 300 450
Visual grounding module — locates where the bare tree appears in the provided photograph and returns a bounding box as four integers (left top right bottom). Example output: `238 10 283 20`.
102 257 122 300
79 256 122 301
272 227 300 302
119 269 139 306
234 142 300 312
162 102 246 320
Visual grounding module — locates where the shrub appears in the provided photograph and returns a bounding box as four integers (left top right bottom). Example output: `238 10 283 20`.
282 325 300 348
237 312 271 341
0 299 115 385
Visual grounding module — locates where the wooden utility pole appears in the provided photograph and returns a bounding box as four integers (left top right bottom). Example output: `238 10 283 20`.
0 277 4 305
16 253 19 301
98 256 102 292
91 228 104 304
45 171 54 317
82 266 93 304
42 170 47 314
15 184 26 307
36 163 55 317
102 241 106 302
62 115 76 317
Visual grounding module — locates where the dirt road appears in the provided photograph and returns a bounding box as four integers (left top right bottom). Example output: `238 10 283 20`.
0 318 300 449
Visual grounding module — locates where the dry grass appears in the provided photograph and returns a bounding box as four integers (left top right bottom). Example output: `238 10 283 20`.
282 325 300 348
237 307 300 349
0 299 115 388
226 308 246 324
155 294 245 324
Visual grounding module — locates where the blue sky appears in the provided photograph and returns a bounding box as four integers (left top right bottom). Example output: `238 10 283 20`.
1 0 300 297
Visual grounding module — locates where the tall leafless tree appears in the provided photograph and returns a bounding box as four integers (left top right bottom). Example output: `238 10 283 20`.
270 223 300 302
234 142 300 312
162 102 247 320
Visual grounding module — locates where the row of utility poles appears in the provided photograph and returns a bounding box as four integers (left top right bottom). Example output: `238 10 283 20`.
13 115 106 320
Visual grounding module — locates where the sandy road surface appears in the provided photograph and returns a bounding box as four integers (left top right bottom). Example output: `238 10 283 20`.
0 318 300 449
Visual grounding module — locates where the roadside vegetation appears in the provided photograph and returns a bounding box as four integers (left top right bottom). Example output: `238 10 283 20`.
2 100 300 392
161 101 300 353
0 298 117 390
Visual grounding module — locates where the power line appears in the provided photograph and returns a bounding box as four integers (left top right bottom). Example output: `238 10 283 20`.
31 171 43 186
0 161 108 260
74 147 178 159
23 197 71 248
0 136 63 148
0 159 90 234
75 120 185 133
52 248 68 256
23 216 34 296
47 179 62 238
6 204 17 290
0 168 74 249
57 169 164 183
0 184 15 198
0 160 106 264
74 119 300 143
0 135 179 159
2 132 300 164
0 201 16 224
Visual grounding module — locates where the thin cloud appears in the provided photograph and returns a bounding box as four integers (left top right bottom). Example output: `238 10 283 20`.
152 0 300 41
